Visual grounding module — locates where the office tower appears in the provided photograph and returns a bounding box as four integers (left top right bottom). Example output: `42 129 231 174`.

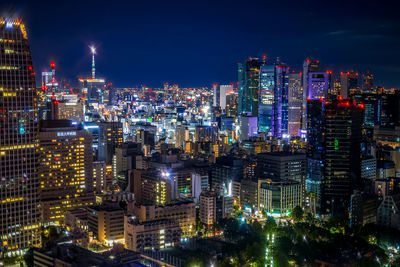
238 58 262 116
0 18 41 253
213 84 233 112
87 204 124 244
199 191 217 229
256 151 306 187
288 73 302 136
98 122 123 164
301 58 320 129
258 64 275 134
259 180 302 216
332 79 341 96
226 91 237 117
307 99 363 216
38 120 95 225
362 72 374 93
307 71 331 100
340 71 359 98
273 64 289 138
352 93 381 128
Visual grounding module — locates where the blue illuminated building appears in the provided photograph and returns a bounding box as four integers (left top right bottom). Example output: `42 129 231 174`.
258 64 275 134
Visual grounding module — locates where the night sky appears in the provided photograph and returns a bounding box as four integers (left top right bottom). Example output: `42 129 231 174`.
1 0 399 88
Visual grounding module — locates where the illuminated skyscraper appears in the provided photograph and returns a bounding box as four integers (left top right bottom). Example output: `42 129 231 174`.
288 73 302 136
273 63 289 138
258 64 275 134
213 84 233 113
301 58 320 129
0 17 41 254
98 122 123 164
340 71 359 98
307 71 331 100
238 58 262 117
307 99 363 216
362 72 374 93
38 120 95 225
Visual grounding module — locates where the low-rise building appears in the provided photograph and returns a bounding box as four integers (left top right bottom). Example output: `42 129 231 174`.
259 180 302 217
124 217 181 251
87 204 125 245
132 200 196 236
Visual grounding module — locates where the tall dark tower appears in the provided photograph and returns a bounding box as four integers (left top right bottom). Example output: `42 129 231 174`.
238 58 262 117
306 99 363 217
0 18 41 254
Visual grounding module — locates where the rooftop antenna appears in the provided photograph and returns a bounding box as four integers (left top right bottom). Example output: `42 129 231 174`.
90 45 96 79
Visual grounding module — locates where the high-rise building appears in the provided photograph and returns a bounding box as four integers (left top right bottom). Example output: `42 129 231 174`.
238 58 262 116
258 64 275 134
362 73 374 93
307 71 331 100
273 64 289 138
0 17 41 254
98 122 123 164
307 99 363 216
213 84 233 113
301 58 320 129
288 73 302 136
256 152 306 190
340 71 359 98
38 120 95 225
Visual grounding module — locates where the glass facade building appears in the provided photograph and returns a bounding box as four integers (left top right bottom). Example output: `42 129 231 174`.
0 18 41 254
238 58 262 117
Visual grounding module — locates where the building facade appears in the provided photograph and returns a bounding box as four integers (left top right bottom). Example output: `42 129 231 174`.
0 18 41 253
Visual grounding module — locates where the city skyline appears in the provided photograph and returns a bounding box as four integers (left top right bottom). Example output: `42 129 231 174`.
2 2 400 266
1 0 399 88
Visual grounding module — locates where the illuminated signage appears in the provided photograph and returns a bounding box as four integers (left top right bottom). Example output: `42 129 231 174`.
57 131 76 137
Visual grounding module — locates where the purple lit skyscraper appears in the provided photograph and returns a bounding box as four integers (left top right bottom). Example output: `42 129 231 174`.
307 71 331 100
